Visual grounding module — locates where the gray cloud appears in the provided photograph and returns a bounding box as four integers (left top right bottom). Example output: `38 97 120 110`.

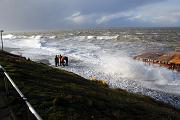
0 0 178 31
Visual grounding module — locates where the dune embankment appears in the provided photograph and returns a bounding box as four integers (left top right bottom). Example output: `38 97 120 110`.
0 50 180 120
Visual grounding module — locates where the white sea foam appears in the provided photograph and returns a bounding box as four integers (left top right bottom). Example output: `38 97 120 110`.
135 33 143 35
96 35 119 40
5 38 41 48
28 35 43 39
87 36 95 39
48 36 57 39
3 34 17 39
3 34 29 39
4 34 60 61
74 35 119 40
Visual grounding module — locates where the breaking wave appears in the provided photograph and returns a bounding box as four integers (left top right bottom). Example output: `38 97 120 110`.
3 34 60 60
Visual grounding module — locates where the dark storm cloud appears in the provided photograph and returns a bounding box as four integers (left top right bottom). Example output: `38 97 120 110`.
0 0 178 31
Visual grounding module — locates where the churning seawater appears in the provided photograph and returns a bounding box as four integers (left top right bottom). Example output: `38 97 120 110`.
2 29 180 108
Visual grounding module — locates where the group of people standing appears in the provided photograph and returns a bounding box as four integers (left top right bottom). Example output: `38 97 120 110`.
55 55 68 67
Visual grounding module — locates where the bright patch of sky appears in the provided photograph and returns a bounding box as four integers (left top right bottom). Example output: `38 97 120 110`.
128 0 180 26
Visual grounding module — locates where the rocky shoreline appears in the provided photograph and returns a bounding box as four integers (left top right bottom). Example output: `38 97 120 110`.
134 51 180 71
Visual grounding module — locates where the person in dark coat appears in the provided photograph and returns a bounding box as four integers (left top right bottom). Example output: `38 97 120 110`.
55 55 59 67
64 56 68 66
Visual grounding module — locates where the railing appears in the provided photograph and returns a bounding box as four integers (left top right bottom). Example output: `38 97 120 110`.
0 65 43 120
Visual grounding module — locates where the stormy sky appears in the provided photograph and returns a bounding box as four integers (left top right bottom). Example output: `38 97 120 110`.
0 0 180 31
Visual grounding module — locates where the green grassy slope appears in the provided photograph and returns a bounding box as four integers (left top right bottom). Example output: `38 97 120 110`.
0 51 180 120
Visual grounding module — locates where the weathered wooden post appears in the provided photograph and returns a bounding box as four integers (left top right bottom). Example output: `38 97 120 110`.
0 30 4 51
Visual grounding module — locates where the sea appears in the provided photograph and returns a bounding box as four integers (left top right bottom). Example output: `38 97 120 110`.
2 28 180 108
